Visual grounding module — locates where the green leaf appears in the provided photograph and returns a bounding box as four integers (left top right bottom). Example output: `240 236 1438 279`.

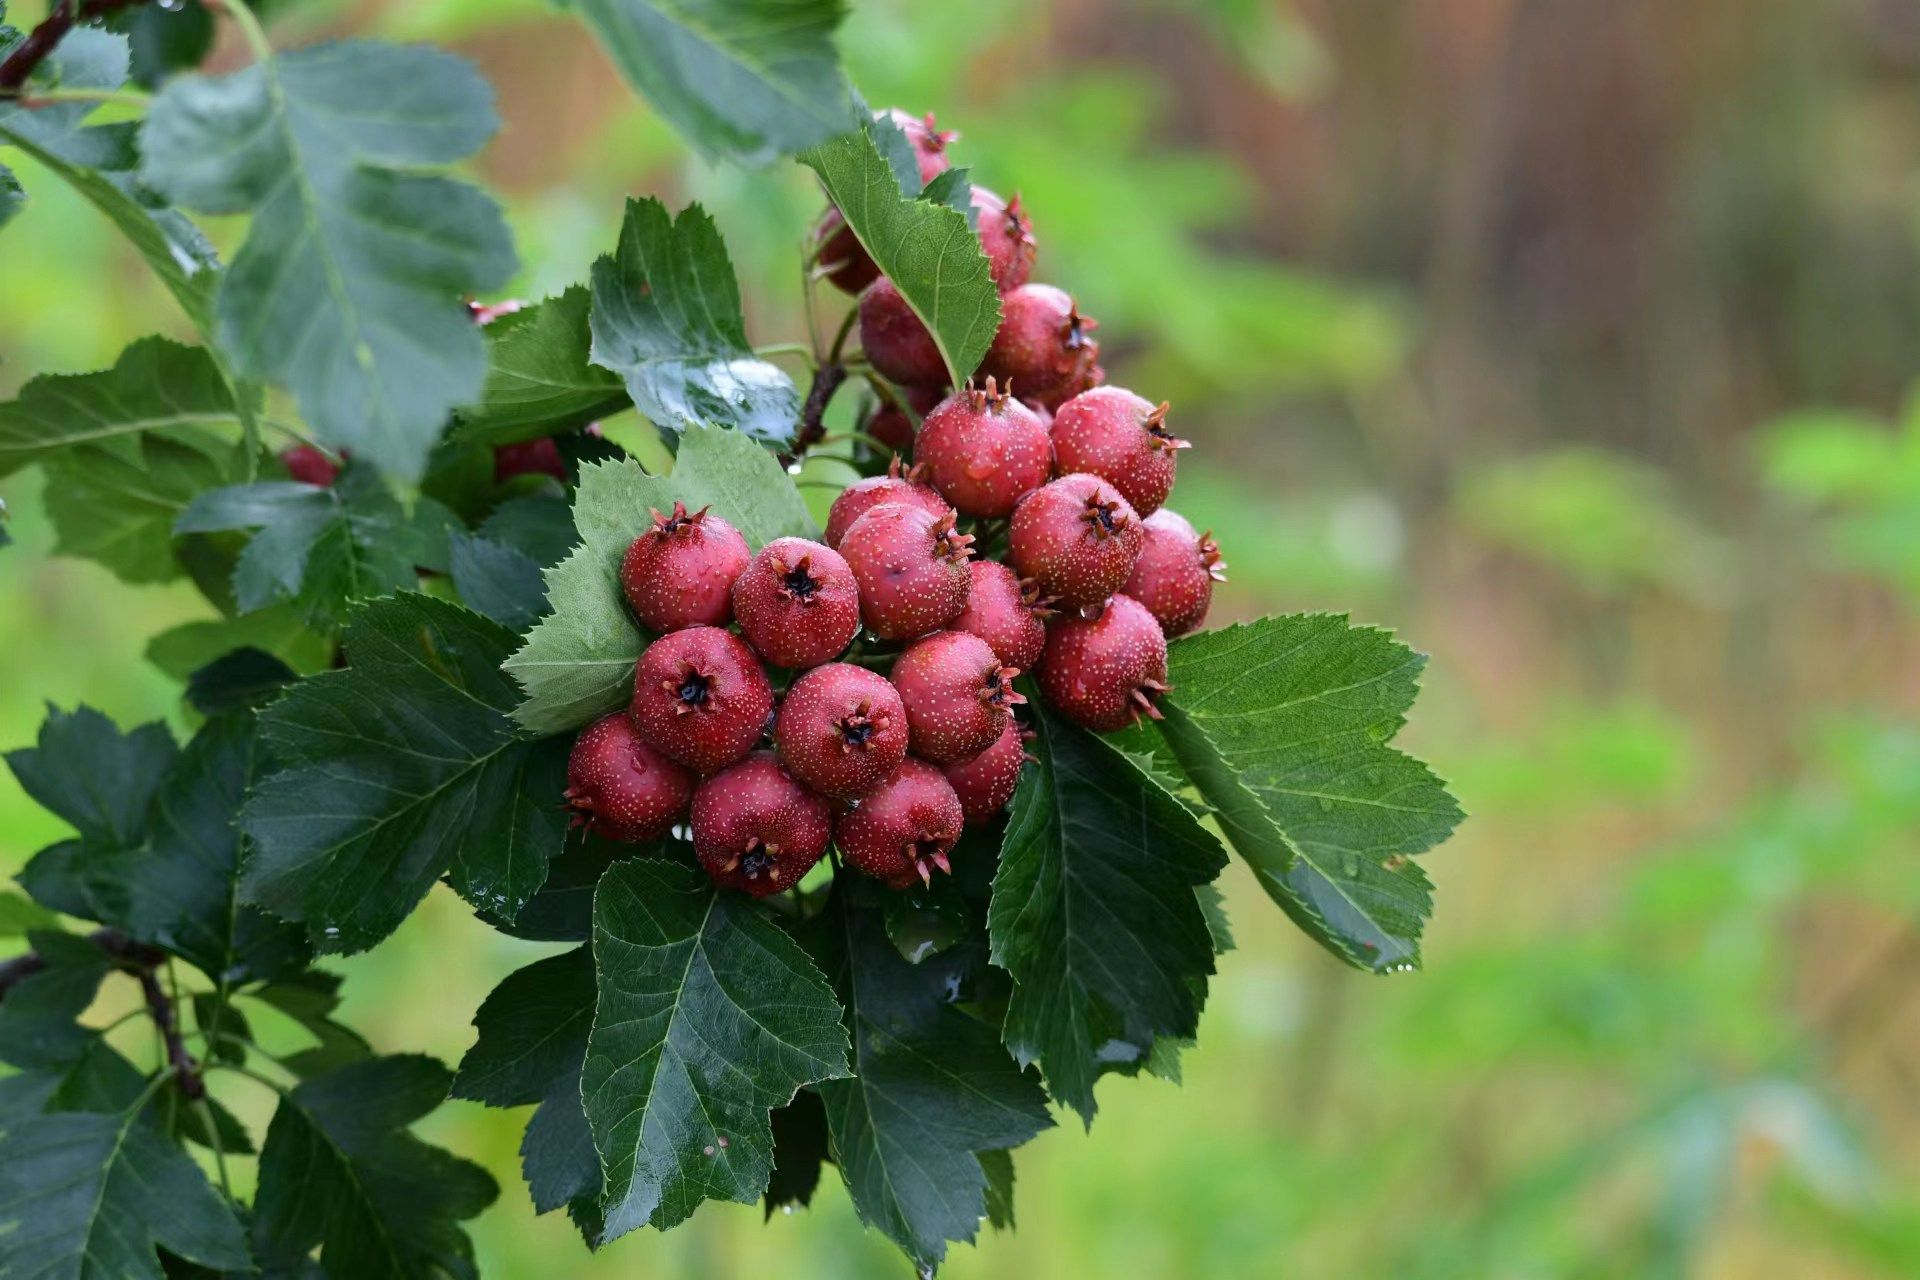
0 339 243 480
981 1147 1016 1230
805 894 1051 1268
763 1089 830 1217
449 530 547 631
1132 614 1464 972
581 858 851 1239
0 160 21 228
0 932 114 1071
240 594 569 952
505 431 815 733
6 705 177 847
141 40 516 482
0 1109 251 1279
146 607 333 684
477 494 578 568
243 971 371 1077
567 0 853 166
43 427 248 585
588 198 798 444
116 0 216 89
989 702 1228 1121
184 646 299 716
0 890 58 937
253 1056 497 1280
801 125 1001 386
455 286 628 444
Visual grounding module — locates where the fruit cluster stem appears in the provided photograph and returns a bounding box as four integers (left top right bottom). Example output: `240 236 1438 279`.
0 0 153 93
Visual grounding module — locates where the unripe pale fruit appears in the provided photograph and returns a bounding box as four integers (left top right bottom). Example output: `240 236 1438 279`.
1008 473 1144 608
952 559 1053 671
1038 593 1170 732
889 630 1024 763
732 537 860 669
691 752 832 897
620 502 751 632
1123 509 1226 637
774 663 909 799
834 758 965 890
859 278 948 388
837 503 974 640
823 458 949 549
941 720 1029 825
630 627 774 774
1050 387 1187 516
982 284 1101 410
563 712 693 842
971 187 1037 293
915 378 1053 518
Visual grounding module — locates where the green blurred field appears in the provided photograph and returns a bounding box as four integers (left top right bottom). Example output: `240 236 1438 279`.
6 1 1920 1275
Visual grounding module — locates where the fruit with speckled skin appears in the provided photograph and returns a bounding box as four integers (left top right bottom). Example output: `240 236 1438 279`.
838 503 974 640
952 559 1053 670
889 630 1024 763
1050 387 1187 516
865 385 944 457
859 278 948 388
941 720 1028 825
823 459 949 549
814 111 956 294
981 284 1100 410
630 627 774 774
281 445 339 487
493 437 567 483
1038 593 1170 732
834 758 965 890
732 537 860 669
774 664 909 799
915 378 1053 518
1008 473 1143 608
691 752 832 896
619 502 751 632
1123 509 1226 637
563 712 694 842
971 187 1037 293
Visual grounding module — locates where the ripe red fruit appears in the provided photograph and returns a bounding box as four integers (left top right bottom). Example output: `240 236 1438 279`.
493 437 567 484
281 445 340 487
1038 593 1170 732
620 502 752 632
1050 387 1187 516
889 630 1024 763
859 278 948 388
811 207 879 296
834 758 965 890
880 108 958 184
1008 473 1144 608
563 712 693 842
970 187 1036 293
865 385 943 456
942 720 1029 825
982 284 1100 410
952 559 1053 670
774 663 909 799
1123 509 1226 638
691 752 832 897
630 626 774 774
823 458 949 549
838 504 974 640
731 537 860 669
915 378 1053 518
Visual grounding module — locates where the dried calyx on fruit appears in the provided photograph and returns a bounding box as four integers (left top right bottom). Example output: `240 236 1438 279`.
775 663 910 799
691 753 832 897
1008 472 1144 608
1038 593 1171 732
835 758 966 890
823 455 949 548
971 187 1037 293
630 626 774 775
1123 508 1226 638
732 537 861 669
983 284 1102 410
620 502 751 633
915 377 1054 518
838 503 975 640
889 630 1025 764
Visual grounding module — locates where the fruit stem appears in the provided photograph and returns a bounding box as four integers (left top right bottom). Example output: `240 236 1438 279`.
209 0 276 66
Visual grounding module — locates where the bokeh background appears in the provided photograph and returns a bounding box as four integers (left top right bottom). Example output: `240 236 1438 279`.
7 0 1920 1275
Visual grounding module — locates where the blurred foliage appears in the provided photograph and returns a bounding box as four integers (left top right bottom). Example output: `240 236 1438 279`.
1760 397 1920 602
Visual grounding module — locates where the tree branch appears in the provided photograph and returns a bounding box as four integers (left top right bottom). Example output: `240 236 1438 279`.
0 1 152 95
785 361 850 462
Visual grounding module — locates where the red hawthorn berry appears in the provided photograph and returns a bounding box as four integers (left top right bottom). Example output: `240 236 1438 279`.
811 207 879 296
838 503 974 640
981 284 1101 411
952 559 1054 671
492 437 568 484
1038 593 1170 732
879 108 958 184
1050 387 1187 516
563 712 693 842
774 663 909 799
866 384 944 457
970 187 1037 293
630 626 775 774
731 537 861 669
823 458 949 549
1008 473 1144 609
691 752 832 897
1123 509 1226 638
834 758 965 890
859 278 948 389
281 445 340 487
889 630 1024 763
620 502 752 632
915 378 1054 519
941 720 1029 825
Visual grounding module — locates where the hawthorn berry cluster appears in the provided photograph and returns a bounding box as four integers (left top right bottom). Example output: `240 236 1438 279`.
564 108 1229 902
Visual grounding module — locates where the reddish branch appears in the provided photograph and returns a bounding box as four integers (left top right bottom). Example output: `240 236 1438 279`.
0 0 153 94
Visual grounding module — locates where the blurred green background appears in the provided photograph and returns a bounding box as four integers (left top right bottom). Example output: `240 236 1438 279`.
7 0 1920 1275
